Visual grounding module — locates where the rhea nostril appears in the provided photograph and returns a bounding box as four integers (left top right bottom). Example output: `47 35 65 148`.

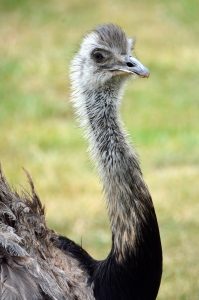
126 62 136 68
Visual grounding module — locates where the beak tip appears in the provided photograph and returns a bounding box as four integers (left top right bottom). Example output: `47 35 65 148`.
140 67 150 78
145 70 150 78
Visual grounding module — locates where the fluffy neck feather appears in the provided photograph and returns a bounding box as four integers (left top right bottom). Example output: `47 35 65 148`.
71 71 159 259
71 55 162 299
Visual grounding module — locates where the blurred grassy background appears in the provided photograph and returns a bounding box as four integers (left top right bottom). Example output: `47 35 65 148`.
0 0 198 299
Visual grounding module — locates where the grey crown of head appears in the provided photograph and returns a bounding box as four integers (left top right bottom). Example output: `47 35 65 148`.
71 23 149 91
94 23 129 55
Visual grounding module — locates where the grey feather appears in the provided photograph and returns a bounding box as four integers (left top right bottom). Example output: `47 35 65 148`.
0 168 94 299
0 247 41 300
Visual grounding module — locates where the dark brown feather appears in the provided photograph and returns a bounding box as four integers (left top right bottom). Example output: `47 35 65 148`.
0 167 94 300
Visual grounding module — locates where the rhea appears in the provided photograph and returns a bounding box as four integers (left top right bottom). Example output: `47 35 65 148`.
0 24 162 300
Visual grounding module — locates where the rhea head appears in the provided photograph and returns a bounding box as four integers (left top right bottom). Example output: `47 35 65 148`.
71 23 150 90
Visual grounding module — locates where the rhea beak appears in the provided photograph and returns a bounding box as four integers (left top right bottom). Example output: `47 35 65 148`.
109 56 150 78
124 57 150 78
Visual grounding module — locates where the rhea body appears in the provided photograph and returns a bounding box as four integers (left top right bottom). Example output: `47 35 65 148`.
0 24 162 300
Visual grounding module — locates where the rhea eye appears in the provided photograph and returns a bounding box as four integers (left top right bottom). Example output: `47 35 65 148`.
92 51 105 63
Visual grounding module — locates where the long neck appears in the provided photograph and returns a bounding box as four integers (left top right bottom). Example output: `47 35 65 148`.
72 78 162 299
82 81 158 255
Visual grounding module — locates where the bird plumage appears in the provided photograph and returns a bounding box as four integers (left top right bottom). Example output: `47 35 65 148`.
0 169 94 299
0 24 162 300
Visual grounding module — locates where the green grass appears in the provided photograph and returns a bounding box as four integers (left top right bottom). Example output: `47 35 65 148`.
0 0 199 299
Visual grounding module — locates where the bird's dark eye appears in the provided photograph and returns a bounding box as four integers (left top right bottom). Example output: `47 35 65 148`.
92 51 105 63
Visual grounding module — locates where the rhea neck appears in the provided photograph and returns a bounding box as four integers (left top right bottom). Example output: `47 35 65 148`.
83 77 157 258
73 76 162 299
79 78 162 300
